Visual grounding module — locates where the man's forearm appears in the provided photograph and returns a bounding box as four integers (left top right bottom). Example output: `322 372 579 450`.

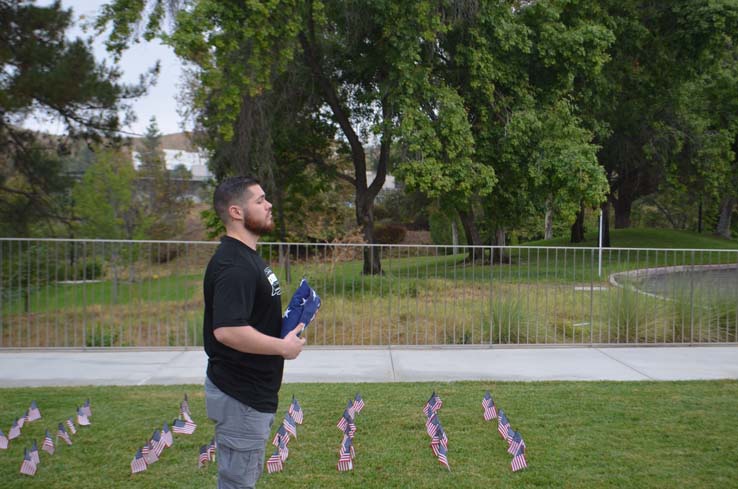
214 325 287 356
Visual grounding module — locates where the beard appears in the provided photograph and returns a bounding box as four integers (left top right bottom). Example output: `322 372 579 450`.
243 212 275 236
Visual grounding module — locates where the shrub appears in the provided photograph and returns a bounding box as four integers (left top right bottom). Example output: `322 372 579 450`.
429 209 466 248
57 260 104 281
374 223 407 244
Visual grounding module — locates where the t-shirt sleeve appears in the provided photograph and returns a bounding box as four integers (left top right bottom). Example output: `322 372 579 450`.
212 265 255 328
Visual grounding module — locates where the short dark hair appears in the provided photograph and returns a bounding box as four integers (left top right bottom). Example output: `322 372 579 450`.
213 176 261 223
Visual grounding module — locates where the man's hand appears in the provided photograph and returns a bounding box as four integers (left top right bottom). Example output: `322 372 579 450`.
281 323 306 359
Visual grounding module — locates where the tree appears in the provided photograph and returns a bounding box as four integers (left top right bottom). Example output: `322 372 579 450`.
0 0 154 236
72 149 143 239
584 0 738 243
396 0 610 253
99 0 472 274
135 117 192 239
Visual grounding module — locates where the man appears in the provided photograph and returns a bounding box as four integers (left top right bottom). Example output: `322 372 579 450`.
203 176 306 488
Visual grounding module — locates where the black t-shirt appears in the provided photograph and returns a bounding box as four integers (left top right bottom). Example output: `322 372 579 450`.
203 236 284 413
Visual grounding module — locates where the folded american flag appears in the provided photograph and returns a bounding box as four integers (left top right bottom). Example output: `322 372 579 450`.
281 278 321 338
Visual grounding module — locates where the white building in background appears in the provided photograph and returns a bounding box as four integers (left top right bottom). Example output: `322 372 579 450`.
366 171 396 190
131 148 212 181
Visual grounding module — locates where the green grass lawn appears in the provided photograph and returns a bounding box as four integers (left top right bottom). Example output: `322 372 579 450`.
528 227 738 250
1 380 737 488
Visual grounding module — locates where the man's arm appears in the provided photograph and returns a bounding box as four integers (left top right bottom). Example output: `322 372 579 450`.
214 323 305 359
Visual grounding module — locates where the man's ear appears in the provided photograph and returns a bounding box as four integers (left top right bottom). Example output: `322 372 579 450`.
228 204 243 222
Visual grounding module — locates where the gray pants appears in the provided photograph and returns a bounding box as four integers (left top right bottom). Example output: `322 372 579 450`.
205 377 275 489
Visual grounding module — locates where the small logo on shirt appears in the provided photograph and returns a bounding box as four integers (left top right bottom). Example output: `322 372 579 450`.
264 267 281 296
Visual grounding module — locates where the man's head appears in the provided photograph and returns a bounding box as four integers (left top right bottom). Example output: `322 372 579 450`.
213 176 274 235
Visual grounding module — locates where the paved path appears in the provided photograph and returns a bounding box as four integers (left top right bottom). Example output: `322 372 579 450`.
1 346 737 387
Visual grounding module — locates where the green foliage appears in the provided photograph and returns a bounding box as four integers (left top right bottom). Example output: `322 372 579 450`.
72 150 144 240
136 117 193 240
585 0 738 230
58 260 104 282
200 207 224 240
94 0 738 247
374 189 430 229
0 0 152 236
429 208 466 248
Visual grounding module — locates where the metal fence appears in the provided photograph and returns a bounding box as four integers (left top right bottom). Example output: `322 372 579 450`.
1 238 736 348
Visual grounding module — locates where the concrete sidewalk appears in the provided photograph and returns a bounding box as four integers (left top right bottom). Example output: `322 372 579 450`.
1 346 737 387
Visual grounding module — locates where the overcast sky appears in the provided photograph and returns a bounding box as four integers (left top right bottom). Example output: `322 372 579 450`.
35 0 186 136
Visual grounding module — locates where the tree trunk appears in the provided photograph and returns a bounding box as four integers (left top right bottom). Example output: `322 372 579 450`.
600 201 611 247
493 227 507 263
570 201 585 243
273 187 291 283
357 195 382 275
612 195 632 228
458 208 486 263
458 208 482 246
715 196 736 238
299 27 387 275
544 197 553 240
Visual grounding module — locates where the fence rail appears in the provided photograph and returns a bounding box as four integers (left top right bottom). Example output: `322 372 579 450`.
1 238 736 348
